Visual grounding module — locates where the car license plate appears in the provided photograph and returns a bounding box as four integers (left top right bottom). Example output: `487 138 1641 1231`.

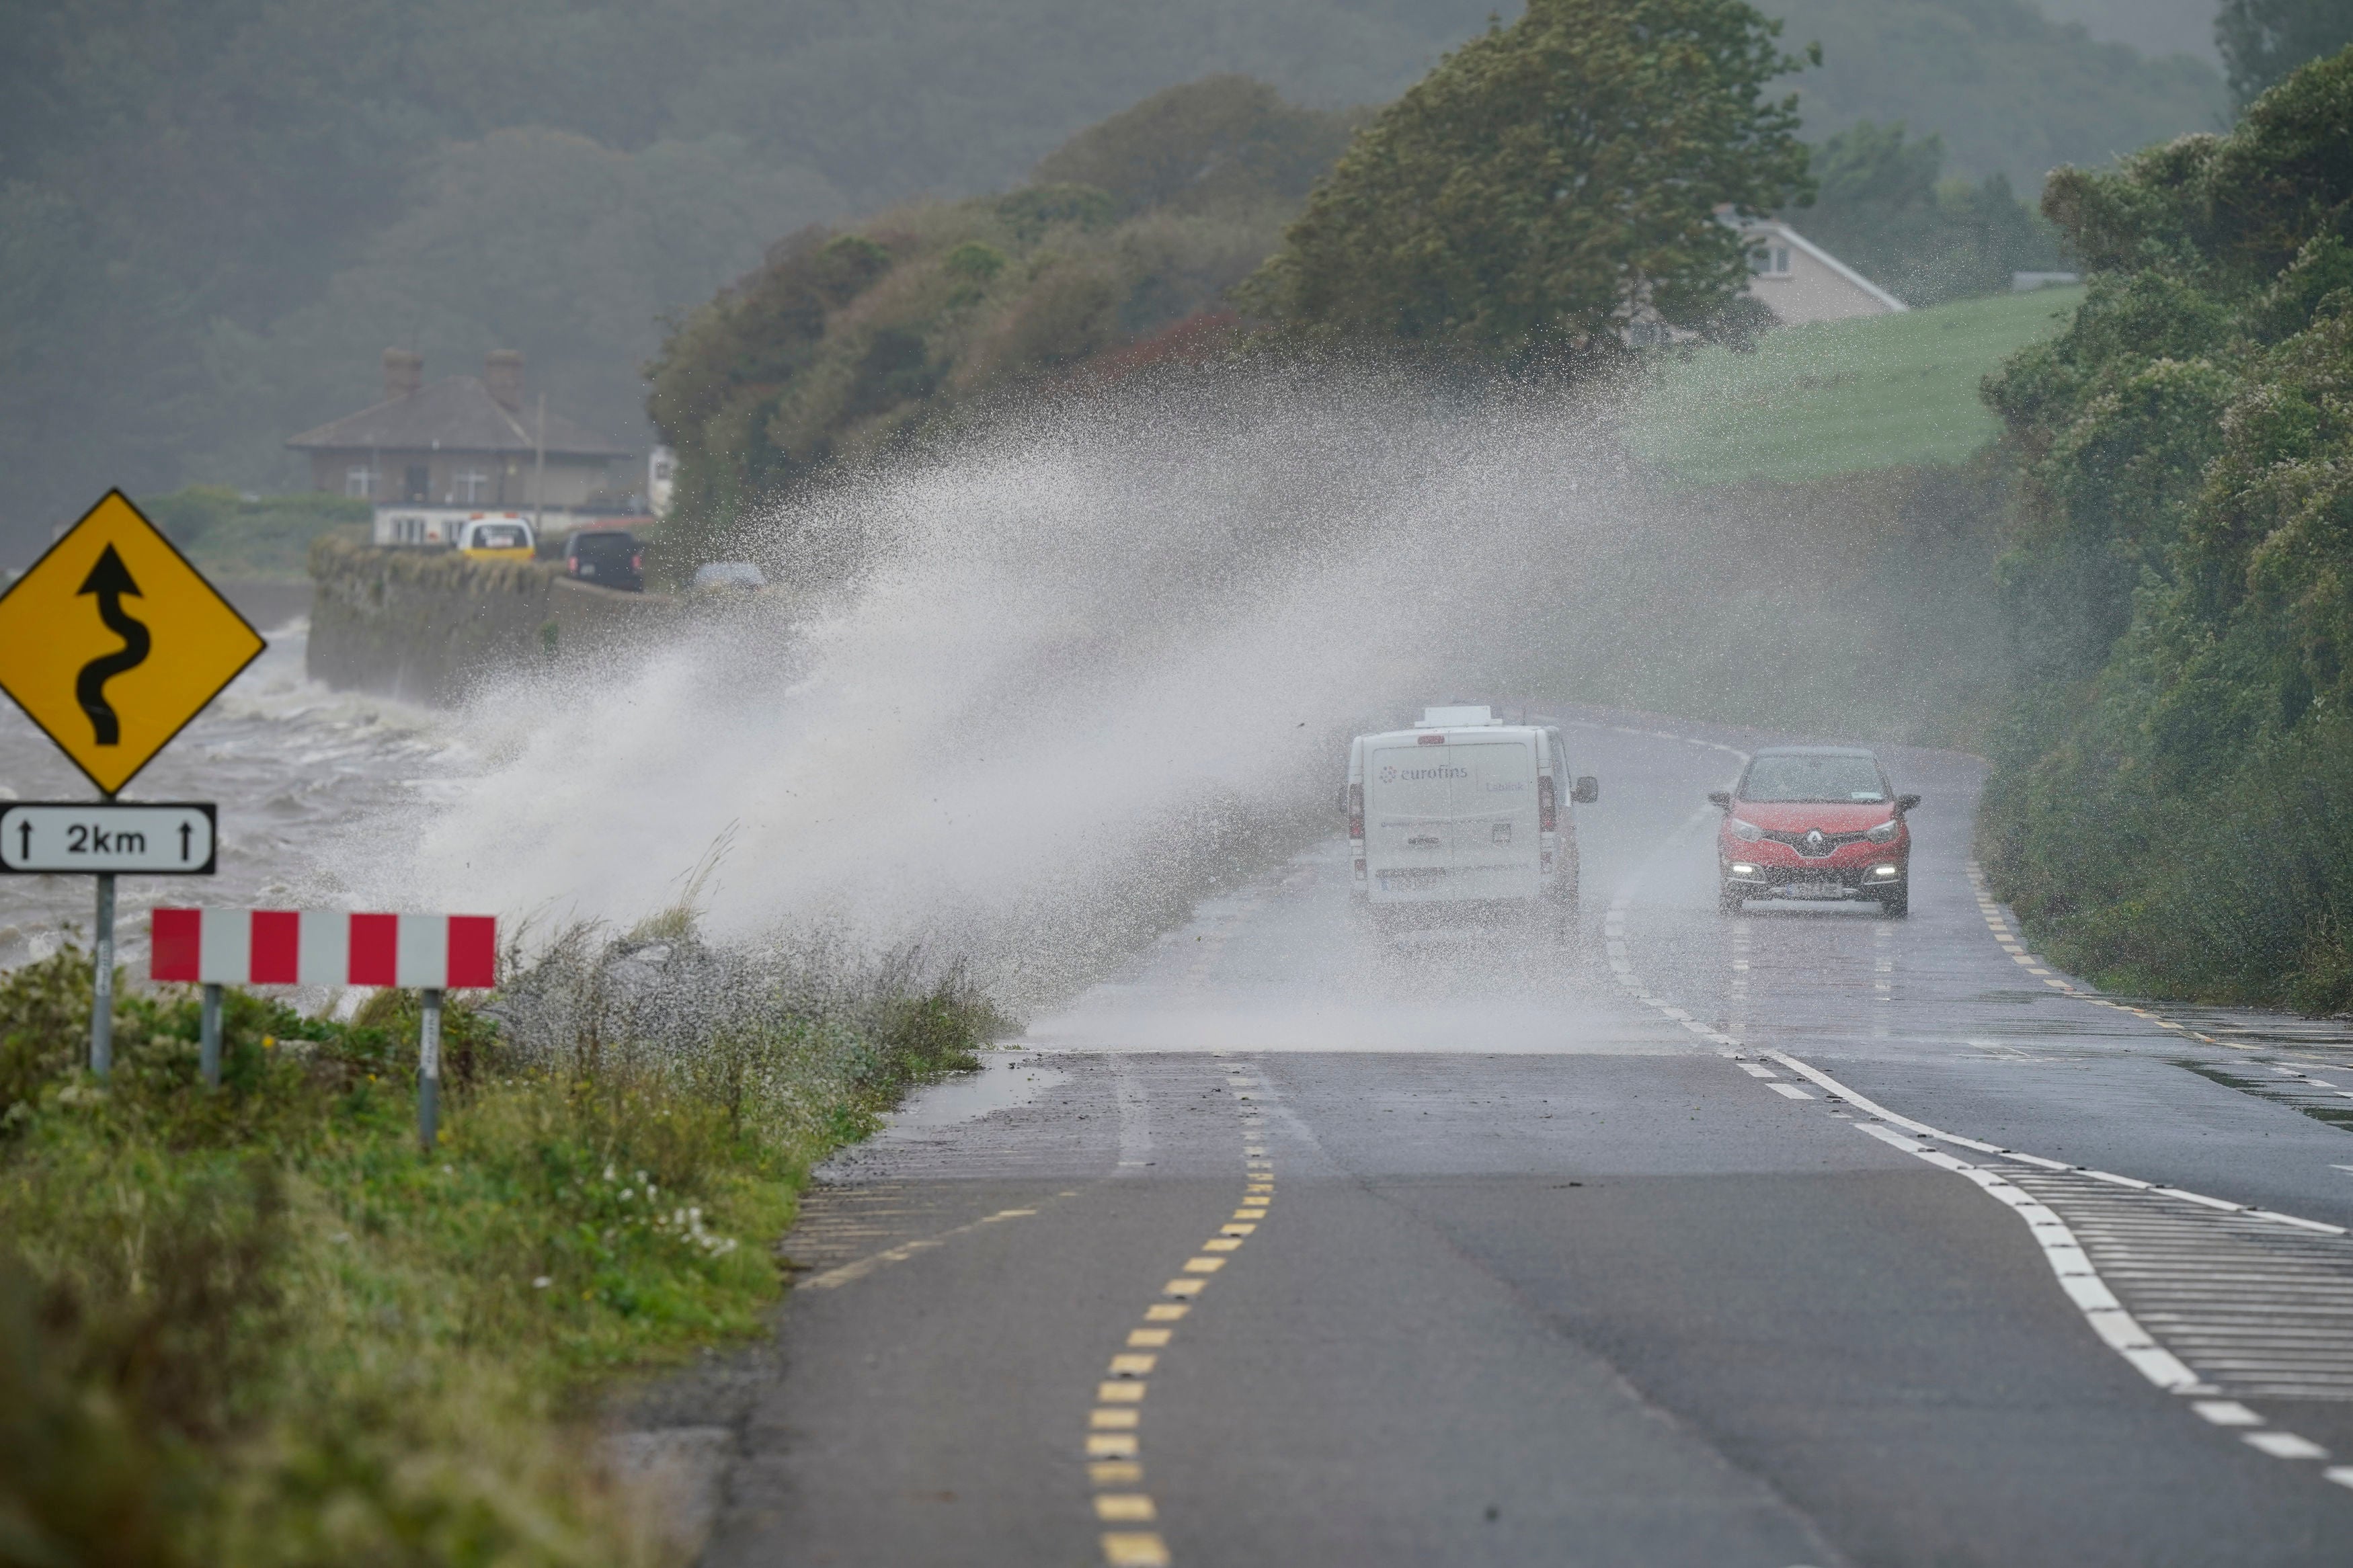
1783 880 1844 899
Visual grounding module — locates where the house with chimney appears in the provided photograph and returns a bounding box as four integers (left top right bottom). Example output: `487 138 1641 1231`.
287 349 628 511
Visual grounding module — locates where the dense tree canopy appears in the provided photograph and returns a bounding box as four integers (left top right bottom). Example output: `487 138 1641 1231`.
1240 0 1817 361
0 0 1494 563
644 78 1360 572
1799 122 2061 305
2217 0 2353 105
1978 45 2353 1007
0 0 2234 563
1763 0 2227 186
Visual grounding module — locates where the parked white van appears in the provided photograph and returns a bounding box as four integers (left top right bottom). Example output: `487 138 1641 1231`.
1345 706 1598 929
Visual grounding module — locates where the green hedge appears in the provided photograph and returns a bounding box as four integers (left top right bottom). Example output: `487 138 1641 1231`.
1976 46 2353 1008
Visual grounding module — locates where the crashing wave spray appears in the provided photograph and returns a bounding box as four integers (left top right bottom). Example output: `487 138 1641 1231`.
348 364 1640 1011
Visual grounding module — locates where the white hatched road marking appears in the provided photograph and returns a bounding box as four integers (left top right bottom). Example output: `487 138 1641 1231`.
1573 715 2353 1486
1780 1049 2353 1469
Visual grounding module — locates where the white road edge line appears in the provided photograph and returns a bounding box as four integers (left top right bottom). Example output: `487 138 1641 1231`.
1847 1115 2208 1394
1778 1044 2353 1469
1764 1050 2348 1239
1574 712 2351 1470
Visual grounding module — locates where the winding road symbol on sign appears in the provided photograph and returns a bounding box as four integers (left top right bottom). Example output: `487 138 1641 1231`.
0 491 264 796
75 544 150 745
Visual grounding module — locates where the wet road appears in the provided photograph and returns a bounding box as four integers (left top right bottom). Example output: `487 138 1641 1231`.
700 706 2353 1567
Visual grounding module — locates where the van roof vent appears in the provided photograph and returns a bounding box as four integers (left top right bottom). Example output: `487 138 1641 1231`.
1416 704 1497 729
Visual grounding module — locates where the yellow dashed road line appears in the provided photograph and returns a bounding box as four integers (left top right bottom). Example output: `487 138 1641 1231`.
1967 862 2245 1050
1080 1054 1274 1567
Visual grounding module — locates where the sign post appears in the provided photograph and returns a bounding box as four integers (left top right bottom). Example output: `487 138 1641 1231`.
91 874 115 1077
419 989 445 1151
0 491 262 1077
200 983 223 1089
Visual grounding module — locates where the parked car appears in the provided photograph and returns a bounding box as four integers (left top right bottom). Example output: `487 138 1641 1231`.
1712 745 1919 916
690 561 766 592
456 515 534 561
1346 704 1597 935
565 530 643 591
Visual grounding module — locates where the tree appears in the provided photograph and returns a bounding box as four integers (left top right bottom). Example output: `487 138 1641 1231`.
1799 122 2060 304
1033 76 1361 218
1238 0 1817 363
2217 0 2353 106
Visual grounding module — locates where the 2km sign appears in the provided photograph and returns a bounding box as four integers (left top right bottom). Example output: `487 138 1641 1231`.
0 490 265 796
0 802 218 874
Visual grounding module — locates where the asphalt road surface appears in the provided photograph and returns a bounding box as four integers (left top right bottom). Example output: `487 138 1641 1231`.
693 705 2353 1567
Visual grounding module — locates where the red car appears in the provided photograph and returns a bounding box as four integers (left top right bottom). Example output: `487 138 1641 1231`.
1711 746 1919 917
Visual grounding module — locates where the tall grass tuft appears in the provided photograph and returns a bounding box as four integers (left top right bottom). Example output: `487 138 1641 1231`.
0 915 1002 1564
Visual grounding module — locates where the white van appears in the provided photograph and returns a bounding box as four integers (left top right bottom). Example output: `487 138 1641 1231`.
1345 706 1597 926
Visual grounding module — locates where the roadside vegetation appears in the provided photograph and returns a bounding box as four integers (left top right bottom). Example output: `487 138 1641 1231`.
1976 46 2353 1009
644 76 1355 573
0 922 999 1565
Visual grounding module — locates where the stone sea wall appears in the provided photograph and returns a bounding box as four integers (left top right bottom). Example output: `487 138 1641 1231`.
307 534 674 704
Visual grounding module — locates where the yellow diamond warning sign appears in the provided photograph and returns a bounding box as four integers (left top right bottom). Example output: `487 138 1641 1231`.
0 491 266 796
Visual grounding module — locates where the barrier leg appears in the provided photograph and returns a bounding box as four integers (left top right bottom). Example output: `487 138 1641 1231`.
200 983 223 1088
418 988 443 1153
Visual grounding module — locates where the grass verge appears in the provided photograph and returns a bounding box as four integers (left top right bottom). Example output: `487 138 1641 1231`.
1626 286 2084 486
142 486 372 580
0 923 1000 1565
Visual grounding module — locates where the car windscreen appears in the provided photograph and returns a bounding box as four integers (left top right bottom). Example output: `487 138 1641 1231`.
573 533 635 559
1739 753 1887 802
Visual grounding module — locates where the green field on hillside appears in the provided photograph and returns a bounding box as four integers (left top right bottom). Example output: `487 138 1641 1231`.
1627 286 2084 485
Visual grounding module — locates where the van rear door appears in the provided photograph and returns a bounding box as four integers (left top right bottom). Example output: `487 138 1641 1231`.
1365 735 1541 899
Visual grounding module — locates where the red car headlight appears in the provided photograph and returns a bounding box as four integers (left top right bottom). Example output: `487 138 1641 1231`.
1728 818 1765 843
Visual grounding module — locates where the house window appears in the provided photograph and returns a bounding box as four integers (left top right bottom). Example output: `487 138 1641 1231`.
453 468 489 503
1750 244 1793 277
403 464 429 501
344 466 376 499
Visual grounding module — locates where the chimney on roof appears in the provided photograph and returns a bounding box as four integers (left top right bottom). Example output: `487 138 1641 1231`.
484 349 524 413
383 347 422 401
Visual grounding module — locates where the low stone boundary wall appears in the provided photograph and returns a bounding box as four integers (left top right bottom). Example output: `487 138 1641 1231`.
307 535 675 704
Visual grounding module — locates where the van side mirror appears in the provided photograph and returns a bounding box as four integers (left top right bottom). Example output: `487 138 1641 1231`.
1898 793 1921 812
1707 790 1731 810
1573 776 1599 804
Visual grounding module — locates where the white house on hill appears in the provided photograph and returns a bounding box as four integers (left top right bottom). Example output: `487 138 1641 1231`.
1739 219 1907 325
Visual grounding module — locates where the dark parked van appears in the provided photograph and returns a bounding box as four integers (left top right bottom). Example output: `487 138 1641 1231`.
565 530 643 591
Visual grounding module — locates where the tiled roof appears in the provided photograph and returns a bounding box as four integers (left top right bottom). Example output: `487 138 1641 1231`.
287 376 628 457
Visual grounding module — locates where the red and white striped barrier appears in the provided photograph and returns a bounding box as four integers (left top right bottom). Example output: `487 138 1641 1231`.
150 909 496 989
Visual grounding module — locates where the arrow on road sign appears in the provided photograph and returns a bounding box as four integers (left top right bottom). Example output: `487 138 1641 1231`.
0 491 264 796
75 544 151 746
0 802 217 874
